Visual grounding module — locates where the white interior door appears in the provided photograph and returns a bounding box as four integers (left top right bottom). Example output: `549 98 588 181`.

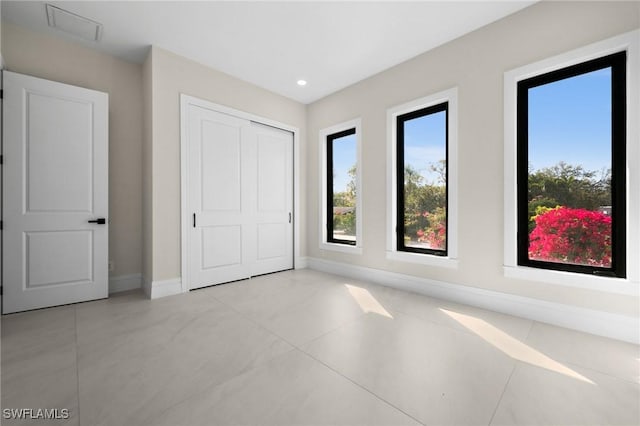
2 71 109 314
186 104 293 290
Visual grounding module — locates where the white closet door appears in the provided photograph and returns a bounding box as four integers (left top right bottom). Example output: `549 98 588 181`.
250 123 293 276
188 106 252 289
3 71 109 314
186 103 293 290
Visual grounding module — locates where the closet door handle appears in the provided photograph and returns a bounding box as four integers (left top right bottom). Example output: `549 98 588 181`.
193 213 196 228
289 212 292 223
88 218 106 224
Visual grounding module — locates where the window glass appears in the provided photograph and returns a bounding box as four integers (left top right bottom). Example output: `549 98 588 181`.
327 129 357 245
397 103 448 255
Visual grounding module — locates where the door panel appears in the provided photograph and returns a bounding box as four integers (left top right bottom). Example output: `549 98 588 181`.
257 135 287 211
26 92 94 212
201 226 242 269
26 231 93 287
257 223 287 260
3 71 109 314
201 120 242 212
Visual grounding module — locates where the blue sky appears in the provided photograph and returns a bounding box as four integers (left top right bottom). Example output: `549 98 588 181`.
333 68 611 192
403 110 447 184
528 67 611 174
332 133 356 193
332 112 448 192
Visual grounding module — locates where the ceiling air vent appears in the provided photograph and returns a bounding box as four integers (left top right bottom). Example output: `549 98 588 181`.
45 4 103 42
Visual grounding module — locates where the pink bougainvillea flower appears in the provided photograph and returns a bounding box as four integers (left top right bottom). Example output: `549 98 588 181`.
529 206 611 267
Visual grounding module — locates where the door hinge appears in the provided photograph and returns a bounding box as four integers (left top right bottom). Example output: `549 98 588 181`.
1 220 3 230
0 155 3 165
0 89 3 99
1 286 3 296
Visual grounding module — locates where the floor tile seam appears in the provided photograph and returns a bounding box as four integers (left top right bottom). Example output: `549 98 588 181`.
538 356 640 386
381 303 525 343
522 318 536 343
206 290 302 354
116 346 300 426
205 274 353 306
487 362 517 426
519 323 639 385
227 282 345 327
275 282 346 313
201 284 390 399
375 285 538 339
78 325 297 426
205 279 323 313
299 349 426 426
198 279 296 305
293 311 369 350
146 345 302 426
211 286 371 357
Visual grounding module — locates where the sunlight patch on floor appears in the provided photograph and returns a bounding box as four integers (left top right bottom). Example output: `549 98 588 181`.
345 285 393 319
441 308 594 384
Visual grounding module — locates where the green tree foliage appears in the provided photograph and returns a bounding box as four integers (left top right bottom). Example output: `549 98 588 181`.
528 162 610 210
332 164 357 236
527 197 560 233
333 212 355 236
346 164 357 201
403 164 446 241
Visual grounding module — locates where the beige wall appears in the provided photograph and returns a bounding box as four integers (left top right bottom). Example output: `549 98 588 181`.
147 47 307 282
2 22 143 278
306 1 640 316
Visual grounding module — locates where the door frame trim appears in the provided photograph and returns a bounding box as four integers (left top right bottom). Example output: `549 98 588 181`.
179 94 300 293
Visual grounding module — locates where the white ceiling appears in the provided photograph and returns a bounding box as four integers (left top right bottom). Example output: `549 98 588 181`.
2 1 536 104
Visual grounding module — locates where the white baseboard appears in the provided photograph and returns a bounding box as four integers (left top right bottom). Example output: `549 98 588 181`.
295 256 309 269
143 277 182 299
109 274 142 294
307 257 640 344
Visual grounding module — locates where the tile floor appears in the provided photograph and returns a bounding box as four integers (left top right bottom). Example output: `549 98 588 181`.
1 269 639 425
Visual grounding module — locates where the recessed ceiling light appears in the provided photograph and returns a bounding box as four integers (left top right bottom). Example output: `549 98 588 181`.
297 80 307 86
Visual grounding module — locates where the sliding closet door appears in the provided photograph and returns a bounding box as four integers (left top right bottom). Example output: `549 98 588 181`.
186 103 293 290
251 123 294 276
188 106 252 289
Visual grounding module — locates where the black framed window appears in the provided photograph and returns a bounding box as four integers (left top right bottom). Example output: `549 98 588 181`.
327 128 357 245
517 51 626 277
396 103 448 256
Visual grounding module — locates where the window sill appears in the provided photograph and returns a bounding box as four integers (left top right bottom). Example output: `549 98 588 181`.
503 265 639 296
386 251 459 269
320 242 362 255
